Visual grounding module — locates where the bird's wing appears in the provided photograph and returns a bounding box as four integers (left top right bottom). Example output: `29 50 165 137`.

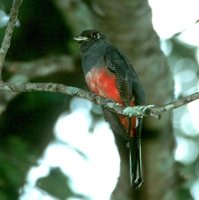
104 45 145 106
104 45 145 188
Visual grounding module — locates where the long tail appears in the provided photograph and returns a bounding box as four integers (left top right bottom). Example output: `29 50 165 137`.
128 118 143 188
103 108 143 188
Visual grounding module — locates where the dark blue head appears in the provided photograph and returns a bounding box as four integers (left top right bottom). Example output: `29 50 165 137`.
74 30 108 52
74 30 106 43
74 30 109 73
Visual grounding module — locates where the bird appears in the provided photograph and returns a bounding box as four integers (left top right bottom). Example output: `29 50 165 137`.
74 29 145 188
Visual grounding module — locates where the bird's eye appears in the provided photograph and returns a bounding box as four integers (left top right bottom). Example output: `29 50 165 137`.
91 32 100 39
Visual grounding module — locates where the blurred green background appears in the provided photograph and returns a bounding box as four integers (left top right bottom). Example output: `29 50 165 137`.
0 0 199 200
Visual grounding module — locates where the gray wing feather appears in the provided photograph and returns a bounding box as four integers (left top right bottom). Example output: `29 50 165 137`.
104 46 145 106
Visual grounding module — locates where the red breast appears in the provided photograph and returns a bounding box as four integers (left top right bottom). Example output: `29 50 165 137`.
85 67 121 103
85 67 137 136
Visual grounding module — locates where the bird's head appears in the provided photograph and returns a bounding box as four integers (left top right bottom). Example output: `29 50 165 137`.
74 30 106 43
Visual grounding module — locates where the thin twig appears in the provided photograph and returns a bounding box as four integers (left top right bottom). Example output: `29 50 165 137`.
0 0 23 80
0 81 145 117
149 92 199 117
0 81 198 118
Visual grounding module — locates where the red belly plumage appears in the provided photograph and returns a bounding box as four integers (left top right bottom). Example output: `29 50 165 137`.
85 67 121 103
85 67 137 136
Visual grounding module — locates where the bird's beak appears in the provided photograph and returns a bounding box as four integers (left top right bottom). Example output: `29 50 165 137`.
73 36 89 41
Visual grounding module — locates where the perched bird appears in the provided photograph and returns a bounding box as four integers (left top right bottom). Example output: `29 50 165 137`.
74 30 145 188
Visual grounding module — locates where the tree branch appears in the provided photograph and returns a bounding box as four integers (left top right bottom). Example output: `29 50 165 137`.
0 0 198 119
148 93 199 117
0 0 23 80
0 81 198 118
